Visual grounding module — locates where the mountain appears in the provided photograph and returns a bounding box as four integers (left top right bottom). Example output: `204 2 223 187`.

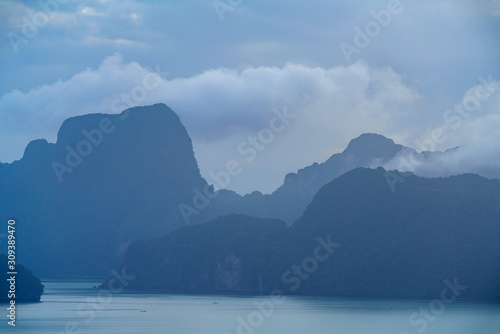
0 104 213 277
107 214 288 293
0 103 412 279
270 167 500 299
207 134 500 226
0 254 44 302
118 168 500 300
206 133 406 224
2 102 497 282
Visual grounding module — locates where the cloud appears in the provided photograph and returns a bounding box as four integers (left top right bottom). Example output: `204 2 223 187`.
1 53 498 194
382 79 500 179
0 0 77 31
0 54 424 193
2 0 499 106
0 0 148 54
464 0 500 16
0 54 154 160
80 6 106 17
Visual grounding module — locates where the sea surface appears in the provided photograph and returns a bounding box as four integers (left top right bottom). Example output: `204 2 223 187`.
1 281 499 333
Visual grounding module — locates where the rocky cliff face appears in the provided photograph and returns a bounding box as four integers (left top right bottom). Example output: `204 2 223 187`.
117 214 288 293
215 254 243 291
0 104 211 278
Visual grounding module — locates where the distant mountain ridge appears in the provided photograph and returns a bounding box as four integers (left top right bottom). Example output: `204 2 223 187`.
210 133 500 225
1 103 498 280
206 133 409 224
118 168 500 299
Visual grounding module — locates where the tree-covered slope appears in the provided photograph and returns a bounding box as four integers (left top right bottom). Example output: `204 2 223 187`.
116 214 288 293
270 168 500 299
120 168 500 300
0 254 44 303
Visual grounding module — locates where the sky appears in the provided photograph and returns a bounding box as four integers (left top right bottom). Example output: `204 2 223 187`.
1 0 500 194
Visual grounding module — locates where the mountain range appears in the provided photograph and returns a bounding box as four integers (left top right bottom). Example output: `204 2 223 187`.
1 103 498 291
116 168 500 299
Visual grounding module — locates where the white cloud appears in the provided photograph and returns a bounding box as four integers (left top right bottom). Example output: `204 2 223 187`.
80 6 106 17
382 79 500 179
9 54 500 193
0 0 76 32
0 54 425 194
82 36 145 46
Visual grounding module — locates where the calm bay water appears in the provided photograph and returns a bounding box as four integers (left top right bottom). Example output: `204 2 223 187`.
1 281 499 333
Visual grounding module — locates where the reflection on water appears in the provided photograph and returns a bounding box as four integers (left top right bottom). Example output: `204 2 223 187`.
1 281 499 333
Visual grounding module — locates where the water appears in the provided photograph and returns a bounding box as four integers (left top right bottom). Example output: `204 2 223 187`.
1 281 499 333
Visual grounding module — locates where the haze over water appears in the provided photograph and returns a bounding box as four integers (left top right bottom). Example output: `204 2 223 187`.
1 281 499 334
